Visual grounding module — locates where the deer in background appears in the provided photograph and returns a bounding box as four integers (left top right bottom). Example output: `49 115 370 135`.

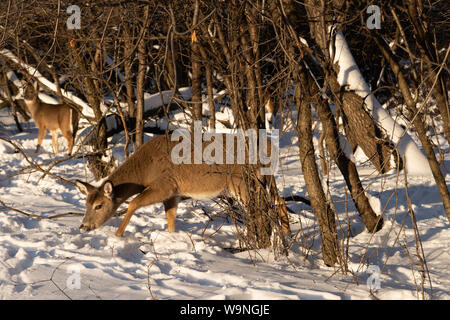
263 90 280 128
22 80 79 155
75 134 291 237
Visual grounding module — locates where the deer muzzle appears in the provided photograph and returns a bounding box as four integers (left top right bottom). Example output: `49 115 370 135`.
79 224 93 233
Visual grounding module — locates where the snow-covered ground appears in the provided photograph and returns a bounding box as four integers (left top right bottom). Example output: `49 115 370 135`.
0 107 449 300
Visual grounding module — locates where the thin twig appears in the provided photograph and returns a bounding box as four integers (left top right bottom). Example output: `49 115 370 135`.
0 199 83 220
146 259 157 300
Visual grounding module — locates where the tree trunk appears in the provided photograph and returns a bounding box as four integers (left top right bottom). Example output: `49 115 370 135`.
327 75 402 173
135 34 146 149
295 71 338 266
135 7 150 149
191 0 202 125
123 30 136 120
199 45 215 129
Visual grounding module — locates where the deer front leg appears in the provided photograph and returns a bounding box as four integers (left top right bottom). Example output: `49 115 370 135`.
164 196 180 232
51 130 59 155
36 126 47 153
62 130 74 156
115 181 177 237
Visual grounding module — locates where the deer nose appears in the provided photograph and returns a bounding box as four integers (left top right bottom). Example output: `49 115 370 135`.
79 224 91 233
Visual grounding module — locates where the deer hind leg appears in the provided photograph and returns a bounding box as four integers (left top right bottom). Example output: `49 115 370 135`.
163 196 180 232
228 176 291 236
266 174 291 235
51 130 59 155
228 176 248 203
115 181 177 237
61 129 74 155
272 194 291 236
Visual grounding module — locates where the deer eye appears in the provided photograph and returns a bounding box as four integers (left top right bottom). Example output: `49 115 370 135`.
94 203 103 211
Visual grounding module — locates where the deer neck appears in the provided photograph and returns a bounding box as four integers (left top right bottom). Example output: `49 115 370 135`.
23 97 41 116
107 154 148 202
108 160 140 187
113 183 146 205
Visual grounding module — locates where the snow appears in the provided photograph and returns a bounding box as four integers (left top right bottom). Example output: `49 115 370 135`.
144 87 192 112
0 107 449 300
331 30 433 176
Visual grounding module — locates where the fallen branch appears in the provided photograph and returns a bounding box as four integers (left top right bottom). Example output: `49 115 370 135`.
282 194 311 206
0 199 83 220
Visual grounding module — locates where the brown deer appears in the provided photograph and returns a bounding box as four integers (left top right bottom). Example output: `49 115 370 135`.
22 80 79 155
264 91 279 127
75 134 290 237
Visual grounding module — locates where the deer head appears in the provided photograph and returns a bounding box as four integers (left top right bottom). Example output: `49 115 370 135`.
22 80 38 102
75 180 119 232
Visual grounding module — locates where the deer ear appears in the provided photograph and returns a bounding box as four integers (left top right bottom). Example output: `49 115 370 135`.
103 181 114 198
75 180 92 195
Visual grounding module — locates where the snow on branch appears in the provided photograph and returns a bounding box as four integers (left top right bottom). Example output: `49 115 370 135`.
331 29 432 176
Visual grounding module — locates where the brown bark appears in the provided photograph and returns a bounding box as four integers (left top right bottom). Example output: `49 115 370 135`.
164 37 178 90
295 71 338 266
239 29 259 128
136 6 150 148
327 76 402 173
135 34 146 148
198 45 215 129
247 4 265 128
123 31 136 120
191 0 202 124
